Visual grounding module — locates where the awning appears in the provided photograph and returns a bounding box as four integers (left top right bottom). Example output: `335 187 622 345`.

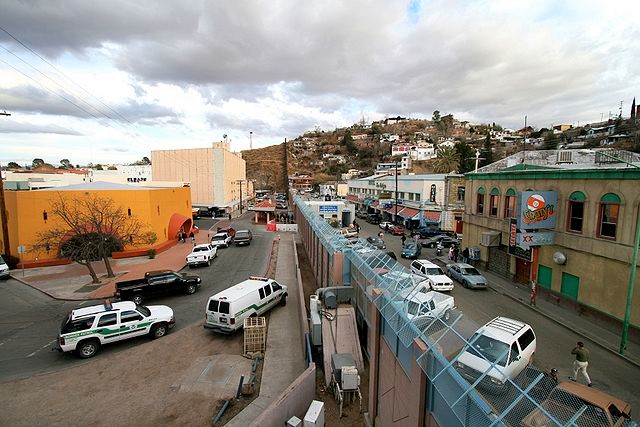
363 198 374 206
398 207 420 219
423 211 441 223
370 201 379 208
346 195 359 203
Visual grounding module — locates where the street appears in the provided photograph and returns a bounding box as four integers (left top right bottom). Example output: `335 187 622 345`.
0 215 271 382
354 218 640 410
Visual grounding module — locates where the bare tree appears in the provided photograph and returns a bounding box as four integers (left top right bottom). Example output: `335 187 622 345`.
33 194 157 283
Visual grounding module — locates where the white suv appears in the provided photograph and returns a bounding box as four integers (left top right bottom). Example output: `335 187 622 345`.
410 260 454 291
456 317 536 392
54 301 175 358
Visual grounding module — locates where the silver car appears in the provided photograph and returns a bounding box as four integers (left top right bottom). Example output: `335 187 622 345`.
445 263 487 289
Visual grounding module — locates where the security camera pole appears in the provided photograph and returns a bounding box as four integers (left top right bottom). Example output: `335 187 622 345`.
0 110 11 258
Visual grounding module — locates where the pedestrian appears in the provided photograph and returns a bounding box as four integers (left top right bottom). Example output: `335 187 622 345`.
385 223 390 232
228 213 232 220
413 233 419 243
453 245 459 262
462 247 470 264
189 231 195 245
378 231 384 238
548 368 559 385
569 341 592 387
401 234 407 246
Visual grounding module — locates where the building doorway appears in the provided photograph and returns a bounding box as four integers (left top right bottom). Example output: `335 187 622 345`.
515 257 531 285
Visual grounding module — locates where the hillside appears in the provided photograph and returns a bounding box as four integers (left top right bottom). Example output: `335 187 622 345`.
241 143 288 191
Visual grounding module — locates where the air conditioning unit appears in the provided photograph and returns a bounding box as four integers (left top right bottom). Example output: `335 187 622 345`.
557 150 573 163
286 416 302 427
480 231 501 247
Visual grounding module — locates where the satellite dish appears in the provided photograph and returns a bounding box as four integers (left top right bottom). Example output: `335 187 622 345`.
552 251 567 265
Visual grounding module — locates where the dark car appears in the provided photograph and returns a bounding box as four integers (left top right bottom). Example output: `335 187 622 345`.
115 270 201 305
366 214 381 224
356 211 368 219
422 235 459 248
234 229 253 246
366 236 386 249
411 227 446 239
401 242 422 259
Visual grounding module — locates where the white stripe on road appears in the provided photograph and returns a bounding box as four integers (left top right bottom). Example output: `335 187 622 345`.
27 339 57 358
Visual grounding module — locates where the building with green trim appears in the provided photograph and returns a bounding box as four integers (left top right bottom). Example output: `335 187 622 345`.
464 149 640 329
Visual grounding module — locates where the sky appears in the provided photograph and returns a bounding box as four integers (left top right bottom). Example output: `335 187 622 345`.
1 0 639 166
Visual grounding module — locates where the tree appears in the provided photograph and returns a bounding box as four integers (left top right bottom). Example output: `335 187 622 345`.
33 194 157 283
543 132 561 150
7 162 20 169
432 146 460 173
60 159 73 169
95 164 103 170
454 141 475 173
432 110 441 122
32 158 45 168
342 131 357 154
438 114 455 138
480 132 494 166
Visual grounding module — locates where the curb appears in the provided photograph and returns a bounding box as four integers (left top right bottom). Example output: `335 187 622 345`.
489 282 640 369
9 273 101 302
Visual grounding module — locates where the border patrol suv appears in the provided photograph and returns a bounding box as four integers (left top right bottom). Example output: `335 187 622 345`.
54 301 175 358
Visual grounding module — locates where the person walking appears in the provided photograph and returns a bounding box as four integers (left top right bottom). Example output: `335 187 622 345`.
453 245 460 262
569 341 592 387
462 247 470 263
189 230 195 245
401 234 407 246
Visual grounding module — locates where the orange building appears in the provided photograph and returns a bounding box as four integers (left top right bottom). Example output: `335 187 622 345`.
0 182 192 267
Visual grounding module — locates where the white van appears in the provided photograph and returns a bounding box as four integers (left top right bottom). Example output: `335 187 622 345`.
410 259 454 291
0 255 9 279
204 277 288 333
456 317 536 392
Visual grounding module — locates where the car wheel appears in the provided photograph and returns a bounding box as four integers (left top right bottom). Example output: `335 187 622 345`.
280 294 287 306
207 258 211 266
132 294 144 305
462 280 468 288
443 309 451 322
188 264 194 268
150 323 168 339
186 284 197 295
430 243 436 248
76 339 100 359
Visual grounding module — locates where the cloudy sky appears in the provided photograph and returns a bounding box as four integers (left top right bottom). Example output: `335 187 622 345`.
1 0 639 166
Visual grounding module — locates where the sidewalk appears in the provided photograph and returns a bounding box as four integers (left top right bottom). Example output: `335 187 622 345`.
430 256 640 368
9 225 223 301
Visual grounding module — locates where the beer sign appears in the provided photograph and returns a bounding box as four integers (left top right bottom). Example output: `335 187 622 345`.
516 191 557 229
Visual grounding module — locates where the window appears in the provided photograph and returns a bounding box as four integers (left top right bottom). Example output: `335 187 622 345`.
489 188 500 217
219 301 230 315
259 288 265 299
517 329 535 351
208 299 219 312
477 188 485 214
264 285 272 297
272 281 282 291
97 313 117 327
62 317 95 334
567 191 586 233
457 186 465 202
598 193 620 239
503 189 516 218
121 311 143 323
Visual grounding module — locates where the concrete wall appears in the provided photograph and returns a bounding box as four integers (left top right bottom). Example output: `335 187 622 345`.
249 364 317 427
2 187 191 263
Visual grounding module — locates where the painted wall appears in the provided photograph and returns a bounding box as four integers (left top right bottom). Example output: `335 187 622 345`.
1 186 191 263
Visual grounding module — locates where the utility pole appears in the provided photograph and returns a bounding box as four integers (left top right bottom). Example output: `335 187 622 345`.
249 131 253 150
239 180 243 215
0 110 11 258
394 160 398 221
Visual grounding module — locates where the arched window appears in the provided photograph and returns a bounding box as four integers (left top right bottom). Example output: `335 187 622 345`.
504 188 517 218
477 187 485 214
598 193 621 239
567 191 586 233
490 188 500 217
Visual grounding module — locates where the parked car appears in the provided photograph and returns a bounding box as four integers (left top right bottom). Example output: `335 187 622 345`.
456 317 536 393
380 270 428 292
411 227 446 239
211 232 233 248
399 287 456 323
0 255 9 280
54 300 175 359
186 243 218 267
401 242 422 259
410 259 454 291
366 214 381 224
276 202 287 209
216 226 236 237
446 263 488 289
366 236 386 249
356 211 368 219
234 229 253 246
521 381 634 427
379 221 393 230
115 270 202 305
421 235 459 248
337 227 359 238
389 224 405 235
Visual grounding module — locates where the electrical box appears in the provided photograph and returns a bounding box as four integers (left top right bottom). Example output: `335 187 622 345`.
324 290 337 309
286 416 302 427
309 295 322 346
331 353 356 385
303 400 325 427
480 231 501 247
341 366 360 390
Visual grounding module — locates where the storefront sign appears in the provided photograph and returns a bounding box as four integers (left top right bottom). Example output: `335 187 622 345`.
508 218 533 261
516 231 555 248
319 205 338 213
516 191 557 229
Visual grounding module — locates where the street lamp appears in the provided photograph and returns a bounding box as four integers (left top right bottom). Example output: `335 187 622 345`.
236 180 244 215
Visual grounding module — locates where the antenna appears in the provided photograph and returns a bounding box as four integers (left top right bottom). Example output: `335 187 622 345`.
249 131 253 150
468 149 485 173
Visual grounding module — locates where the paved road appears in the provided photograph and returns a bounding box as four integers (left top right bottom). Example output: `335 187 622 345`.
355 219 640 410
0 215 271 382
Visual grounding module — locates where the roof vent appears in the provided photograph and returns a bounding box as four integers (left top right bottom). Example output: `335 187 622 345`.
557 150 573 163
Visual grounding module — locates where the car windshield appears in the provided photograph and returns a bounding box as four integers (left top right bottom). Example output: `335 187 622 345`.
467 333 509 365
236 232 249 238
461 267 480 276
193 247 207 252
426 267 444 275
136 305 151 316
404 244 417 250
212 235 226 241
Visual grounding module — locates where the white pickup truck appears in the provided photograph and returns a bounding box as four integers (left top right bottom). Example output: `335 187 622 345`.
186 243 218 267
398 284 456 323
210 232 233 248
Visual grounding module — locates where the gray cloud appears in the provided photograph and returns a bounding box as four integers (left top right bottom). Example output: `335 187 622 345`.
0 120 83 135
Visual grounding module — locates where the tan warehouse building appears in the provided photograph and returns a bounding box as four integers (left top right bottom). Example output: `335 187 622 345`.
152 141 253 214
